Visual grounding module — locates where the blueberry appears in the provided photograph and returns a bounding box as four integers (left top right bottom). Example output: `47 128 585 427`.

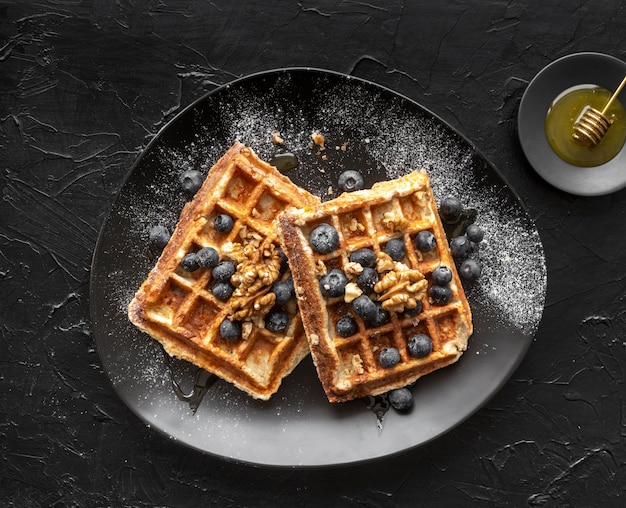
265 308 289 333
310 223 340 254
440 195 462 223
319 269 348 298
212 261 235 282
379 347 401 368
415 230 436 252
214 213 234 234
196 246 219 268
285 276 295 295
370 303 390 327
271 280 294 306
384 238 406 261
404 300 423 317
429 285 452 305
459 258 482 281
148 225 170 252
336 315 358 337
388 388 413 411
352 294 377 322
338 170 364 192
211 281 235 301
350 248 377 268
220 319 241 341
180 169 203 194
180 252 200 272
432 265 453 285
277 247 289 274
407 333 433 357
357 267 379 294
465 224 484 243
450 235 471 258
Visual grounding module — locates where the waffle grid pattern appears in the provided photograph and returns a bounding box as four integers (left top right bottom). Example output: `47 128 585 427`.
279 172 472 401
129 143 315 399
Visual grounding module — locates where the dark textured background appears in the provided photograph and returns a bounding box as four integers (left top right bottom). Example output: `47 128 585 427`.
2 1 625 506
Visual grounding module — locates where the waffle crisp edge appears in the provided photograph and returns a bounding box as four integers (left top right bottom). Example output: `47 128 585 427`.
128 142 318 400
277 170 473 403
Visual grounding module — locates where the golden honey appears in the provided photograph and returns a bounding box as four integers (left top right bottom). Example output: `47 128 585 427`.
545 84 626 167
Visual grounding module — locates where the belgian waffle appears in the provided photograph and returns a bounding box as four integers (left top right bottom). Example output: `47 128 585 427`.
277 171 473 403
128 142 320 400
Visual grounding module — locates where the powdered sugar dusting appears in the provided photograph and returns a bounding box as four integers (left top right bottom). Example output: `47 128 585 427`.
347 93 547 335
92 70 548 465
123 72 545 336
276 76 546 335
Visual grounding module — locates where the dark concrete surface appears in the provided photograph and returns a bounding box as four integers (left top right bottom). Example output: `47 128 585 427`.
2 1 625 506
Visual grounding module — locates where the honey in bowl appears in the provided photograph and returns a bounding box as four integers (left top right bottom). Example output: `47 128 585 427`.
545 84 626 167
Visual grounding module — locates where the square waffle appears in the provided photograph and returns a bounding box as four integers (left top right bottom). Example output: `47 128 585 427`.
128 142 320 400
277 170 473 403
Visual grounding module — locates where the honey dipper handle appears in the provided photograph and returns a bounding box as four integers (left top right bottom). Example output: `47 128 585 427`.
600 75 626 115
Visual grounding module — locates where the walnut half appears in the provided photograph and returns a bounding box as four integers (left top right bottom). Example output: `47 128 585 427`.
374 263 427 313
226 240 282 321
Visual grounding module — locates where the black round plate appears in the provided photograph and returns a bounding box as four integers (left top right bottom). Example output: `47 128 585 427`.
90 68 547 467
518 52 626 196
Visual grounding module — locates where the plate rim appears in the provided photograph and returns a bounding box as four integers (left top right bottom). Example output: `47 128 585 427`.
89 67 546 467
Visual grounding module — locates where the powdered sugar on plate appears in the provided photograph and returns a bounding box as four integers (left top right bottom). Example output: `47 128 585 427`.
355 99 547 335
142 72 546 335
92 69 548 466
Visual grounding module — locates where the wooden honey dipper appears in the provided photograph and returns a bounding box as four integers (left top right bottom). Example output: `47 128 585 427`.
572 75 626 147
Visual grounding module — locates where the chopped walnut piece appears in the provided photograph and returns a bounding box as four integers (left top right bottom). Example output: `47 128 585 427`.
235 225 264 248
231 288 276 321
382 211 409 231
315 259 327 276
348 217 365 232
382 294 419 313
231 289 277 321
272 130 284 144
343 282 363 303
254 292 276 312
374 270 400 293
376 252 396 273
311 131 325 148
221 242 238 259
344 261 364 277
241 322 253 340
